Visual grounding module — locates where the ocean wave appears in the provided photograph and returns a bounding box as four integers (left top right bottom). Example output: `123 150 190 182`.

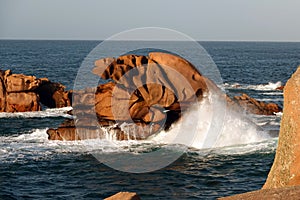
0 107 73 119
223 81 282 91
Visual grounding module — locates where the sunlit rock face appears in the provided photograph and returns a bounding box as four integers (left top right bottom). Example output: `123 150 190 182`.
264 66 300 188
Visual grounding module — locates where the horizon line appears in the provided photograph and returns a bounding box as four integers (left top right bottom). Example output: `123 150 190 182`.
0 38 300 43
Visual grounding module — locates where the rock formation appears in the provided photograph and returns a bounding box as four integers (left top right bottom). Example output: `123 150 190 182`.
47 52 283 141
0 54 282 141
0 69 71 112
263 67 300 188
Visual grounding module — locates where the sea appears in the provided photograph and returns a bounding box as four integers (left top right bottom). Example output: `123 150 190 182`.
1 40 300 199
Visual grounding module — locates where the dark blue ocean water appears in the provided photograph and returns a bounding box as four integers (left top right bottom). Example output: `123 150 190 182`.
0 40 300 199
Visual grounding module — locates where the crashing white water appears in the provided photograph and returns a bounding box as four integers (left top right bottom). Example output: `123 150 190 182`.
0 107 73 118
151 91 271 149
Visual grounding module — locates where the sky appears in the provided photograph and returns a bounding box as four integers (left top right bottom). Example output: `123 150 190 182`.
0 0 300 41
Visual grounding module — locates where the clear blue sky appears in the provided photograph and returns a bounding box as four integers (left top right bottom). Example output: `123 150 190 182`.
1 0 300 41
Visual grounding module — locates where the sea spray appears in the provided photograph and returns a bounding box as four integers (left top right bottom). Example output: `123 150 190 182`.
150 91 271 149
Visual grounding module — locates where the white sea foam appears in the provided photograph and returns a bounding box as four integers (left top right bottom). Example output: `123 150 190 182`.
223 81 282 91
0 107 73 118
275 112 283 116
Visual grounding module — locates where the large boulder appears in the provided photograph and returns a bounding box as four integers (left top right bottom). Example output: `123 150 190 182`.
263 67 300 188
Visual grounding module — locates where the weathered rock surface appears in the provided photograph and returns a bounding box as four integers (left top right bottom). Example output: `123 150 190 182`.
104 192 141 200
0 69 71 112
232 93 282 115
263 67 300 188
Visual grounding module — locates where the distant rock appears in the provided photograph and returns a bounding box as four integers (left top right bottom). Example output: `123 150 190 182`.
104 192 141 200
264 66 300 188
232 93 282 115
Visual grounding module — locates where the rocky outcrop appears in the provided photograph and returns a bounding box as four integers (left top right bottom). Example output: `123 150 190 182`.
51 52 209 141
263 67 300 188
104 192 141 200
232 93 282 115
0 69 71 112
